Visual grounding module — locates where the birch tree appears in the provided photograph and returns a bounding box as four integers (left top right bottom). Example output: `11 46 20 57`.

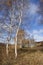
0 0 12 56
0 0 29 58
14 0 29 58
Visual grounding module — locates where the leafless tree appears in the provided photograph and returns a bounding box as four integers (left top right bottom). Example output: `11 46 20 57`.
0 0 29 58
12 0 29 58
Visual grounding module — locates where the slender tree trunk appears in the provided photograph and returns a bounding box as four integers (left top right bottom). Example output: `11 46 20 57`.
14 0 23 58
15 34 17 58
6 36 10 56
15 10 22 58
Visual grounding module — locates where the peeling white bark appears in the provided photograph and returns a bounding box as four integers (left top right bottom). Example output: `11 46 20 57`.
15 10 22 58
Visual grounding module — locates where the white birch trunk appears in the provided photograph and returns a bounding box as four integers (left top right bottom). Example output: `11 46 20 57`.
15 10 22 58
15 32 18 58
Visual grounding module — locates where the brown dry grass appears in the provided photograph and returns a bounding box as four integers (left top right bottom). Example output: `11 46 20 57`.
0 44 43 65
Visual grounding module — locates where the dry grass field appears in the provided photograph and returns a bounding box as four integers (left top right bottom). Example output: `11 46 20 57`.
0 43 43 65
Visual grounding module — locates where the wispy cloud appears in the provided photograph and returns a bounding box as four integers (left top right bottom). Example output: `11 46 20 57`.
33 34 43 42
32 29 43 41
25 29 43 42
33 29 43 34
29 3 39 15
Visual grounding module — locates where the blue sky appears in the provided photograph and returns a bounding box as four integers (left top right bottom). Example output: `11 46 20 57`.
21 0 43 42
0 0 43 43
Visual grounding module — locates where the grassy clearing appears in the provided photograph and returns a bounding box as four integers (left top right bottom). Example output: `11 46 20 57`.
0 45 43 65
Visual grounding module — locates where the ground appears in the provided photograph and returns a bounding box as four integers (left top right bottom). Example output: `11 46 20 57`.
0 44 43 65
